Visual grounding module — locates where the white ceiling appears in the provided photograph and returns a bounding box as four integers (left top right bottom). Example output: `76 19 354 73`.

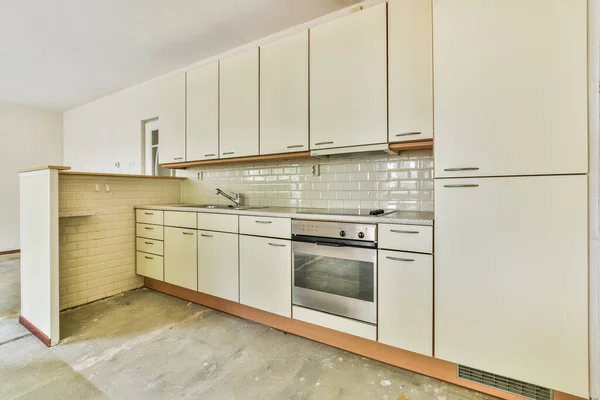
0 0 361 111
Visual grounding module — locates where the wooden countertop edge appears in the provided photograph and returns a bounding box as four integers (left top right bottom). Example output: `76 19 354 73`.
59 171 186 180
18 165 71 173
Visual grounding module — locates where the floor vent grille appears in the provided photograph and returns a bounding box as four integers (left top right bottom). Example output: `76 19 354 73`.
457 365 552 400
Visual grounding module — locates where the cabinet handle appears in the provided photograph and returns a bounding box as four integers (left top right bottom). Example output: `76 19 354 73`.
144 227 154 230
200 234 213 238
287 145 304 149
144 212 154 215
443 184 480 188
222 151 235 155
144 241 154 245
174 157 184 160
182 232 194 235
395 132 421 137
390 229 419 234
205 153 216 157
255 220 272 224
315 141 334 146
443 167 479 172
268 243 286 247
145 256 154 260
386 256 414 262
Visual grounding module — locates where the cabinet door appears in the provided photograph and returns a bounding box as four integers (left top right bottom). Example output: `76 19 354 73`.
434 0 587 178
197 230 239 302
388 0 433 143
219 48 259 158
310 3 387 150
435 175 588 397
239 235 291 317
164 227 197 290
158 72 186 164
378 250 432 356
187 62 219 161
260 31 308 155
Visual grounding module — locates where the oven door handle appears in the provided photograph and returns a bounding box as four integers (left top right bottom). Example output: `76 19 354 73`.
315 242 345 248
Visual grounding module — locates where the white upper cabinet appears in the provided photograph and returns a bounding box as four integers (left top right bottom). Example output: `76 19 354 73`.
388 0 433 143
219 48 259 158
186 62 219 162
310 3 387 150
434 0 587 178
435 175 588 397
158 72 186 164
260 31 309 155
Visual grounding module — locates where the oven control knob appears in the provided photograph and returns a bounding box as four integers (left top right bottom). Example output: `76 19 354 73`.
358 232 365 239
339 230 346 237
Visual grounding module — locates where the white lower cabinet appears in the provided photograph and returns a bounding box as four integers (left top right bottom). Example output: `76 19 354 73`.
136 252 164 281
239 235 291 317
435 175 588 397
378 250 432 356
164 227 197 291
197 230 239 302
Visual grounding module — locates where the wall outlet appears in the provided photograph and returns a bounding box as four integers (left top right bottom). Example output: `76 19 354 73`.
311 164 320 176
105 184 110 192
197 172 203 181
95 184 99 192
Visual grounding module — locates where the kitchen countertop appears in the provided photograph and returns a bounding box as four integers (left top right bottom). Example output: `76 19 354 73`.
135 204 433 226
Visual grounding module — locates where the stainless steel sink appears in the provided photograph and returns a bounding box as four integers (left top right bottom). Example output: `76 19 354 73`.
174 204 266 210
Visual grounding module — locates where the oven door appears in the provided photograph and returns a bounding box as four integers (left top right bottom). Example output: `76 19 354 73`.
292 241 377 324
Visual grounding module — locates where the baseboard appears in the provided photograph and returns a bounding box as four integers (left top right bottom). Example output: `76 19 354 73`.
19 315 51 347
144 278 584 400
0 249 20 256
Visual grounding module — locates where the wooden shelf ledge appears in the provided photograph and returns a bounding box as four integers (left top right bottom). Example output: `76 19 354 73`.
388 139 433 153
59 171 186 180
59 209 108 218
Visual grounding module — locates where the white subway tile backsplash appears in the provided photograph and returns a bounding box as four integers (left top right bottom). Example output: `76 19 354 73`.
182 150 433 211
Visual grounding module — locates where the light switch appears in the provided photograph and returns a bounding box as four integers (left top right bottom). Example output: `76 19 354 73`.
105 184 110 192
95 184 99 192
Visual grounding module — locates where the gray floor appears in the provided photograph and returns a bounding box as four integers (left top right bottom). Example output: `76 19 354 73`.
0 258 493 400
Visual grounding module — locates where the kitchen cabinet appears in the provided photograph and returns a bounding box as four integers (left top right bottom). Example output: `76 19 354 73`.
187 62 219 161
239 235 291 317
434 175 588 397
219 48 259 158
158 72 186 164
378 250 432 356
434 0 587 178
260 30 308 155
164 227 197 291
310 3 387 151
136 252 164 281
197 230 239 302
388 0 433 143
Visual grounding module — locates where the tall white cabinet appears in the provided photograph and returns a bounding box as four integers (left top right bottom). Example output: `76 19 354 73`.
310 3 387 151
434 0 587 178
186 62 219 162
219 48 259 159
260 31 309 155
158 72 186 164
388 0 433 143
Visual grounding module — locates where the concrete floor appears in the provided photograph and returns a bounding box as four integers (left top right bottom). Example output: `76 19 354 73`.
0 258 494 400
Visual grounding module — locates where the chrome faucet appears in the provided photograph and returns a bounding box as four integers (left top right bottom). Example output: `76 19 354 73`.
214 188 241 206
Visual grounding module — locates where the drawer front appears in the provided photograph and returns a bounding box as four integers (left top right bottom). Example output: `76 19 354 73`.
292 306 376 341
136 209 163 225
164 211 197 229
379 224 433 254
136 237 163 256
136 223 164 240
197 213 238 233
239 215 291 239
136 251 164 281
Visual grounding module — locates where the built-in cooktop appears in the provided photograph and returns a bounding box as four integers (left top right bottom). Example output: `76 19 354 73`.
295 208 396 217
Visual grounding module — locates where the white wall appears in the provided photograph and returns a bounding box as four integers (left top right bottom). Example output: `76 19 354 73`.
0 101 62 252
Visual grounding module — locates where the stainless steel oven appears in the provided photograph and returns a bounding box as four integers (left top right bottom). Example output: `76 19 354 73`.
292 220 377 324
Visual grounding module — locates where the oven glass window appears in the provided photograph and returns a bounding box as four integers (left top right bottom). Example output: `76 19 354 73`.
293 252 374 302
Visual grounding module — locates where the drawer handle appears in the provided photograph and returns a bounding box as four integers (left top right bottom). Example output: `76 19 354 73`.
145 212 154 215
315 141 334 146
386 256 414 262
443 184 480 188
144 227 154 230
395 132 421 137
287 144 304 149
222 151 235 155
205 153 216 157
390 229 419 234
268 243 286 247
255 220 272 224
443 167 479 172
182 232 194 235
174 157 184 160
145 256 154 260
200 234 213 238
144 241 154 245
